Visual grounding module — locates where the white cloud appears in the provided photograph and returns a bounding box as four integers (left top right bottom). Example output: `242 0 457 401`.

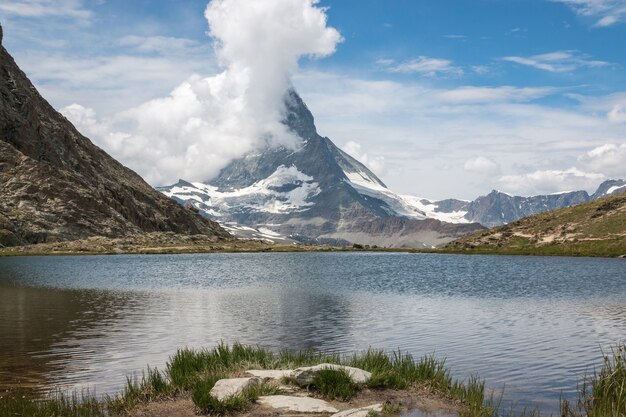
551 0 626 27
434 86 555 103
342 141 387 176
61 0 342 186
0 0 92 20
608 105 626 123
498 168 605 195
502 50 609 72
379 56 463 77
464 156 500 175
578 143 626 176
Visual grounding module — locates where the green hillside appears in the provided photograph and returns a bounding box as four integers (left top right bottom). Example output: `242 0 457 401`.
443 191 626 257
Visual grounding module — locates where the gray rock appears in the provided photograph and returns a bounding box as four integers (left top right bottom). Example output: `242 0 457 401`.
245 369 294 380
257 395 338 413
331 404 384 417
293 363 371 385
209 377 260 401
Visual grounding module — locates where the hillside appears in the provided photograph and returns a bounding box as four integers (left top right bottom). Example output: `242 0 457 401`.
0 27 230 246
444 190 626 257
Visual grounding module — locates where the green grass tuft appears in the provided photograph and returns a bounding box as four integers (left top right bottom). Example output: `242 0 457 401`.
0 390 104 417
561 344 626 417
310 368 359 400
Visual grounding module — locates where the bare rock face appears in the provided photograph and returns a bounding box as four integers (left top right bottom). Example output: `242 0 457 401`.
209 377 260 401
293 364 372 385
0 37 230 246
257 395 339 413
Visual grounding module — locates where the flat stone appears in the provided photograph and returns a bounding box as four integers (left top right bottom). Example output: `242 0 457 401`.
331 404 384 417
246 369 294 380
209 377 260 401
293 363 372 385
257 395 339 413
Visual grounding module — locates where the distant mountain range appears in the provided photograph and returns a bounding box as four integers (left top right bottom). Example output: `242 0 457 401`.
421 179 626 227
0 26 229 247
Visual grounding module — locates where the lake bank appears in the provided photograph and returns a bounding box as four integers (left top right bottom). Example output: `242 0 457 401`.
4 342 625 417
0 343 492 417
1 234 624 258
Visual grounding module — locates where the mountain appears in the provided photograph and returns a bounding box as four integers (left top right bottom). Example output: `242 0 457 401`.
444 189 626 257
0 27 230 247
591 179 626 200
421 190 590 227
159 91 483 248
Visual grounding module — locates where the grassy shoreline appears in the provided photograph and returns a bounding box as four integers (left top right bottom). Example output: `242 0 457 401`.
3 343 626 417
0 343 496 417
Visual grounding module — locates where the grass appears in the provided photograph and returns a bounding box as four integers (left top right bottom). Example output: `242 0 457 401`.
5 342 626 416
310 368 358 401
0 342 499 416
561 344 626 417
0 390 104 417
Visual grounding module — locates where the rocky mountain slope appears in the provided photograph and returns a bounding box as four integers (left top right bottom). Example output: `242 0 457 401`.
0 27 230 247
444 190 626 257
159 91 483 248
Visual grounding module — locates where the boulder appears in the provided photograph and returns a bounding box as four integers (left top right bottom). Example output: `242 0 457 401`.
209 377 260 401
257 395 338 413
331 404 384 417
245 369 294 380
293 363 372 385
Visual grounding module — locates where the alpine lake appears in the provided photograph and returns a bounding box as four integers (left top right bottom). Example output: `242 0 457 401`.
1 252 625 415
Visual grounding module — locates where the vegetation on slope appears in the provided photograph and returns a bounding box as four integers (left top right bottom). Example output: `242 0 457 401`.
443 191 626 257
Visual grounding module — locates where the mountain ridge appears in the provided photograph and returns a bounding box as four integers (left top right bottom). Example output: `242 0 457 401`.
0 29 230 247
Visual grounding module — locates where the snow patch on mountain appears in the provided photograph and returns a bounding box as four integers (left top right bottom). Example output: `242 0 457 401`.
606 184 626 195
400 196 471 224
161 165 320 216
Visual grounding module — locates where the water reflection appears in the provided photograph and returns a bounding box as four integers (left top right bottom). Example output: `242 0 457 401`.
0 253 624 414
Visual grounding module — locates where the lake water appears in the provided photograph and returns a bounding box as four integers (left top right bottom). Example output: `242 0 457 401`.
0 253 624 414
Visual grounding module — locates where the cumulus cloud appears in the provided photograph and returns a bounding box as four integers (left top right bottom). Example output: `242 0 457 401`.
578 143 626 177
502 50 609 73
342 141 387 176
464 156 500 175
498 168 605 195
63 0 342 186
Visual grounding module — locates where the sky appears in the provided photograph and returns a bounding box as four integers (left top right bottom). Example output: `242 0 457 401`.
1 0 626 200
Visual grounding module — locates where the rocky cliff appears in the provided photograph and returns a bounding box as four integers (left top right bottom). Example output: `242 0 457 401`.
0 27 230 246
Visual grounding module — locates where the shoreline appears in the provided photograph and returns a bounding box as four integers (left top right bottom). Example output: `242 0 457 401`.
3 342 624 417
1 239 623 258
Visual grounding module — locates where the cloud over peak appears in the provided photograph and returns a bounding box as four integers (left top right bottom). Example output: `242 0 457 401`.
62 0 342 186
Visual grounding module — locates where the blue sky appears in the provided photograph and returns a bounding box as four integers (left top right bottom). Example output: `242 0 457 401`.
1 0 626 199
